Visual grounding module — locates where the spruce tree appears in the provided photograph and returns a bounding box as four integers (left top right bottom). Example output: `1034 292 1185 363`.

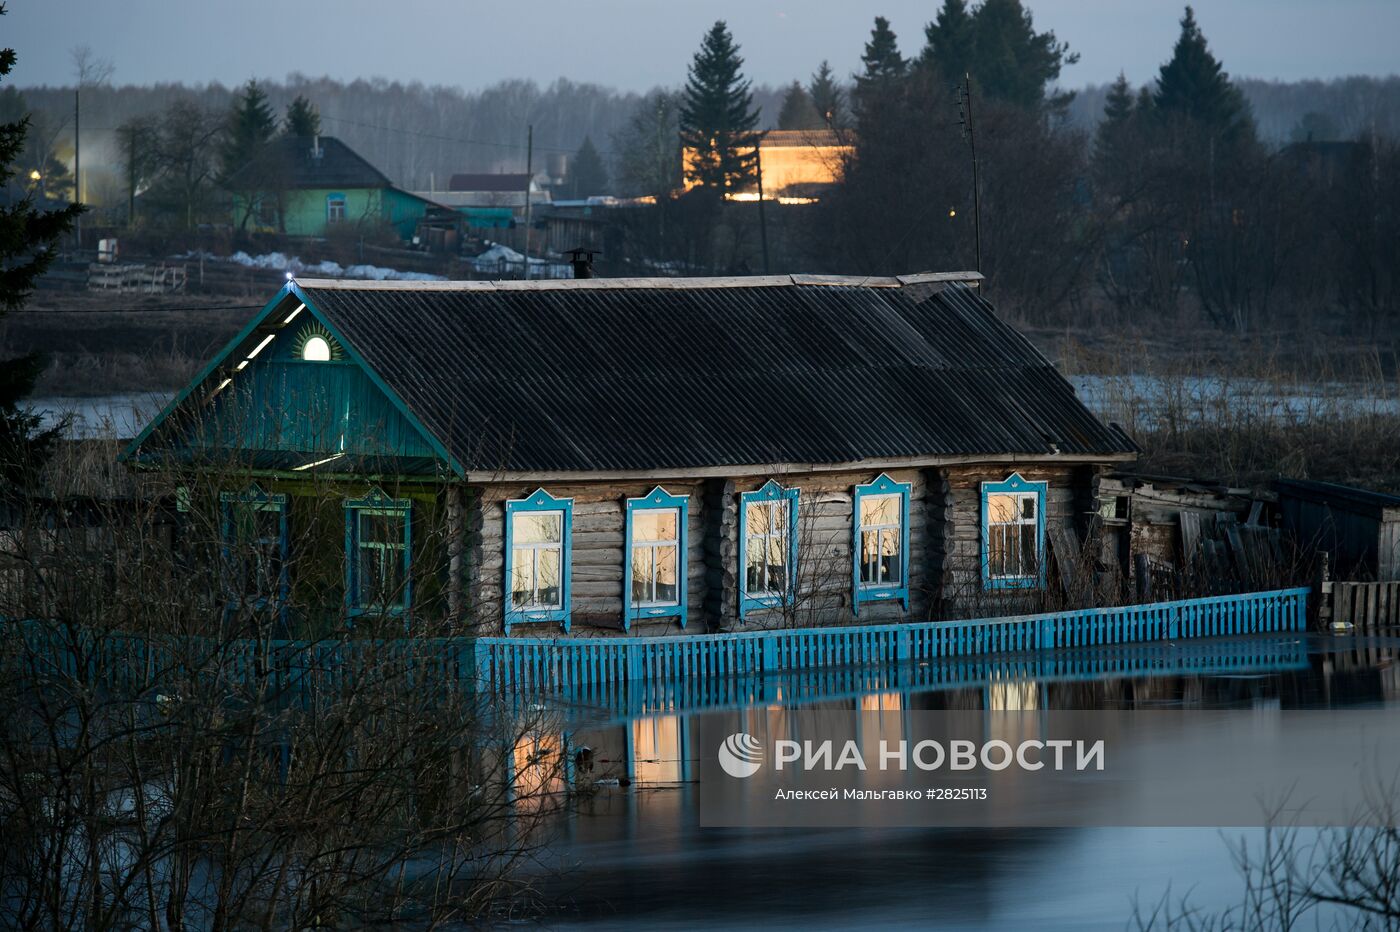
970 0 1076 109
0 6 82 488
808 61 846 129
679 21 762 192
857 17 906 92
1093 73 1141 191
283 95 321 137
221 80 277 179
777 81 821 131
1152 6 1252 142
921 0 974 88
567 135 609 199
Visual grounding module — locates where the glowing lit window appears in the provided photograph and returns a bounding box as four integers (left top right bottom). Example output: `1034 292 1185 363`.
624 487 688 629
302 336 331 361
504 489 573 631
981 473 1047 590
738 480 799 618
852 474 911 614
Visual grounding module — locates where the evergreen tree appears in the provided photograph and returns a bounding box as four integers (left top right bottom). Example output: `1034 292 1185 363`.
857 17 906 93
283 95 321 137
0 6 82 487
1093 72 1137 169
808 61 846 129
971 0 1076 109
220 80 276 179
777 81 821 131
920 0 974 88
1152 6 1252 142
567 135 609 199
679 21 762 192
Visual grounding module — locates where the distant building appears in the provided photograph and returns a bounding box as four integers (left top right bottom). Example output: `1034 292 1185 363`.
411 173 552 230
682 129 851 201
229 135 439 240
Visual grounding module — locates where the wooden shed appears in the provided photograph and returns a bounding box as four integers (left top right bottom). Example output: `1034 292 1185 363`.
122 272 1138 637
1275 479 1400 581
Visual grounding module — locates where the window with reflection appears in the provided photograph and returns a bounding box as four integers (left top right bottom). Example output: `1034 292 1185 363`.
738 479 800 619
631 715 684 784
852 474 911 612
505 489 573 630
981 473 1047 589
632 510 679 604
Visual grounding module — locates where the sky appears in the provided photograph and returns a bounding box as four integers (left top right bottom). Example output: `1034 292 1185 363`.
6 0 1398 92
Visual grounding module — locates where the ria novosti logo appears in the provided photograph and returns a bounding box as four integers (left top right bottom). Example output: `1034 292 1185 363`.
718 733 764 778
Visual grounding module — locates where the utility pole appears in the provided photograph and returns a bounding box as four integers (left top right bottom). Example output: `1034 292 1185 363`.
755 143 770 275
521 124 533 280
74 83 81 248
957 73 982 275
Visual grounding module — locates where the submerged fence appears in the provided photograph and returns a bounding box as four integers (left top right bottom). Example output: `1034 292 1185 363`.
473 587 1310 693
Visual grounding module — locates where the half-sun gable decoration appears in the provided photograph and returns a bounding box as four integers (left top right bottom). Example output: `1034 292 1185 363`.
981 472 1048 590
504 488 574 632
623 486 689 630
219 484 289 611
344 487 412 618
738 480 800 619
852 473 912 614
292 322 344 362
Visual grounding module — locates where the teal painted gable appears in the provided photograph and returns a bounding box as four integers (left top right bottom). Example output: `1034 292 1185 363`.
125 289 448 476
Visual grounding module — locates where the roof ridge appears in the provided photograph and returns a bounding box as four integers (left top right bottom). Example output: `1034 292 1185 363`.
292 271 983 292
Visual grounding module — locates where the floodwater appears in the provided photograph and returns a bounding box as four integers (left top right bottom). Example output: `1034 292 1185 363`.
33 376 1397 443
520 633 1400 929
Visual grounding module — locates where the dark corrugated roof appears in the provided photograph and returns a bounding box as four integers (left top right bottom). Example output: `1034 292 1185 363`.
227 136 390 190
448 173 532 192
296 276 1135 473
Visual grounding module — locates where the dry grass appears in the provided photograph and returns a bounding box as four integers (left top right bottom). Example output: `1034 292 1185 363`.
1054 335 1400 491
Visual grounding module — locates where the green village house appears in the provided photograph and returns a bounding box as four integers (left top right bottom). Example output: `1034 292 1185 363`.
121 272 1140 638
230 134 439 240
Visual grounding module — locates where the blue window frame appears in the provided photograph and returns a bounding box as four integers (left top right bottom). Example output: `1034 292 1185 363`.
345 487 412 618
623 486 689 629
504 488 573 632
219 484 288 610
326 192 346 223
738 480 799 619
852 473 911 614
981 472 1048 590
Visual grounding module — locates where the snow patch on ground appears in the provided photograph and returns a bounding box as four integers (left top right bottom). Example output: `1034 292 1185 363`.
184 250 445 282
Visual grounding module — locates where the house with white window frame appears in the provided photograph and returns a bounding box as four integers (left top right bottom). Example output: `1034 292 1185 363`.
122 271 1138 636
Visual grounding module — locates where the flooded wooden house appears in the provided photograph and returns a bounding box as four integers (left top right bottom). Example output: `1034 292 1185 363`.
122 272 1139 636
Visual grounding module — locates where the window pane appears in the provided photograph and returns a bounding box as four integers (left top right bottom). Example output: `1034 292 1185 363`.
1020 496 1037 520
654 545 678 603
746 503 769 535
537 547 561 607
361 511 405 546
515 512 562 544
1020 524 1037 577
861 494 898 527
745 536 765 592
880 527 902 584
1004 524 1022 576
510 547 534 604
359 546 383 604
634 508 677 543
988 493 1016 525
771 501 789 535
631 546 653 604
860 529 880 584
989 525 1008 577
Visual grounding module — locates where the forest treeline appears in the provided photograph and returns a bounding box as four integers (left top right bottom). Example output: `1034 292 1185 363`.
6 2 1400 332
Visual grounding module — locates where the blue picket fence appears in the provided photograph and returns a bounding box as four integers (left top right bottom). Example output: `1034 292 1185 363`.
473 587 1310 694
